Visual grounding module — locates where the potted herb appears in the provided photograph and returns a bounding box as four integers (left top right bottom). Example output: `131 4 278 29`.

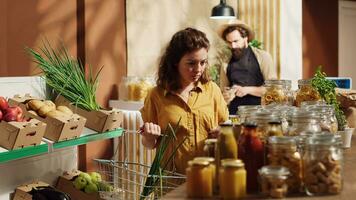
311 67 347 131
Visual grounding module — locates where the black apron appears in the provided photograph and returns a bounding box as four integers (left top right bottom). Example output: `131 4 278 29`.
227 46 264 114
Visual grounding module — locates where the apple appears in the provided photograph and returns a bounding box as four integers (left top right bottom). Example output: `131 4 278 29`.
0 110 3 121
84 182 98 193
89 172 102 183
79 172 92 183
14 105 23 119
3 107 19 122
73 176 88 190
97 182 114 192
0 97 8 111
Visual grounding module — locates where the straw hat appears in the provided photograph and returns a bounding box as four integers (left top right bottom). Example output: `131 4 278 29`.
218 19 255 42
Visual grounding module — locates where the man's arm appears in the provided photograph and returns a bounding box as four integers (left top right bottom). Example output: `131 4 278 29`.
234 85 266 97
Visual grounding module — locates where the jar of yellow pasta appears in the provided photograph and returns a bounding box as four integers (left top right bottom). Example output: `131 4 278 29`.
262 80 292 106
295 79 321 107
186 159 213 198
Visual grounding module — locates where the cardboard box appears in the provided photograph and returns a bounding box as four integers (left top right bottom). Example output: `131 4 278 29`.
56 170 104 200
55 95 123 132
9 94 87 142
0 118 46 150
13 181 50 200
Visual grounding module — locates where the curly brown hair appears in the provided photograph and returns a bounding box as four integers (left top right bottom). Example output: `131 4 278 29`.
157 27 210 91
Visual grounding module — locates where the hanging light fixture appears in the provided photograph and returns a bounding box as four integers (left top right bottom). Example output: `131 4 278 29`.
210 0 236 19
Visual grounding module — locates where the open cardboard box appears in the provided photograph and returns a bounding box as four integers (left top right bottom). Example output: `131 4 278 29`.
12 181 50 200
55 95 123 133
0 118 46 150
9 94 87 142
56 170 104 200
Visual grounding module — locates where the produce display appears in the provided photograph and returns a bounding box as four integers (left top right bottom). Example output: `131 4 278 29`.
0 96 24 122
25 99 73 119
72 172 113 193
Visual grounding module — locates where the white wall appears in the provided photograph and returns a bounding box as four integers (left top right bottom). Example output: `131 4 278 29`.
280 0 303 89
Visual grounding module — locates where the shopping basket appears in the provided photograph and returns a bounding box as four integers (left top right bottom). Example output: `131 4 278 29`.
93 130 186 200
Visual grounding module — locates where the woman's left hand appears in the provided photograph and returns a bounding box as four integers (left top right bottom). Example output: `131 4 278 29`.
208 127 221 138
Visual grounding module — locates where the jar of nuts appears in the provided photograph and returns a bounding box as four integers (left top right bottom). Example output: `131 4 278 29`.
268 136 302 193
261 80 292 106
303 135 343 195
259 165 290 198
288 110 321 136
295 79 321 107
308 105 338 134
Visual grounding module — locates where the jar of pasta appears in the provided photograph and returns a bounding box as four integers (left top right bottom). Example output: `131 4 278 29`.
262 80 292 106
186 159 213 198
119 76 138 101
268 136 302 193
288 110 321 136
303 135 343 195
259 165 290 198
309 105 338 133
219 159 246 199
295 79 321 107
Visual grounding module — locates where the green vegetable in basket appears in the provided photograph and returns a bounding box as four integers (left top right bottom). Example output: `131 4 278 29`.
140 119 187 199
311 66 347 131
26 41 102 111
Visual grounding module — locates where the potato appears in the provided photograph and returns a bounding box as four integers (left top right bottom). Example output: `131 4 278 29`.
43 100 56 111
28 100 45 111
38 105 55 117
46 110 66 118
56 105 73 115
28 110 38 116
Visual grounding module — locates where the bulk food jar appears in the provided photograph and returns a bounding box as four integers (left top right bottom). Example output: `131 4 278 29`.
308 105 338 133
219 159 246 199
186 159 213 198
295 79 321 107
238 122 265 192
259 166 290 198
261 80 292 106
303 135 343 195
288 110 321 136
268 136 302 193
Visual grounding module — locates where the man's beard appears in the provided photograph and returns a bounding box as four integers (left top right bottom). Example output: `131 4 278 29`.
231 47 246 59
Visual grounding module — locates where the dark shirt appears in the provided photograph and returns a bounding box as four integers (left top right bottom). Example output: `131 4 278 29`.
227 46 264 114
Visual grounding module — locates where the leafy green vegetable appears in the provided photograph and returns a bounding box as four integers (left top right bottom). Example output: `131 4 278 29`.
249 39 263 49
311 66 347 131
26 41 102 111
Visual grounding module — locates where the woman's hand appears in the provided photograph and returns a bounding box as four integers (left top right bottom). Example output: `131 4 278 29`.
222 86 237 104
141 122 161 149
208 127 221 139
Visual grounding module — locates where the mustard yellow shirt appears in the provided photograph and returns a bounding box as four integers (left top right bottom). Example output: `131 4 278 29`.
140 81 228 174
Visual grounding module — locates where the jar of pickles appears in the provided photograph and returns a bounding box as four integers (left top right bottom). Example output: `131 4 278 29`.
238 122 265 192
303 135 343 195
261 80 292 106
203 138 217 158
219 159 246 199
268 136 302 193
295 79 321 107
259 166 290 198
288 110 321 136
186 159 213 198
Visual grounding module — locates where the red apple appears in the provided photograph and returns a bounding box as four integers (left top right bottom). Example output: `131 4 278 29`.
3 107 19 122
0 110 3 121
14 105 23 119
0 97 9 111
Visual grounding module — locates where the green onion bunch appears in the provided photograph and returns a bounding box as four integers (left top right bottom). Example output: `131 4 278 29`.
26 42 102 111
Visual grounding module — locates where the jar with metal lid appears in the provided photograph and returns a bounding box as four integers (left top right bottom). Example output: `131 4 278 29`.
308 105 338 133
259 165 290 198
237 105 262 124
268 136 302 193
238 122 265 192
295 79 321 107
288 110 321 136
250 109 280 140
303 135 343 195
203 138 217 158
261 80 292 106
266 121 284 136
217 123 238 161
194 157 217 193
219 159 246 199
186 159 213 198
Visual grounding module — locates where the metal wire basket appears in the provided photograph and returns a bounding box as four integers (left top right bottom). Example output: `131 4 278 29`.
93 130 186 200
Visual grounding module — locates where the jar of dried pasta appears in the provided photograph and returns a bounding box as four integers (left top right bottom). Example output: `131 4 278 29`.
262 80 292 106
295 79 321 107
303 135 343 195
268 136 302 193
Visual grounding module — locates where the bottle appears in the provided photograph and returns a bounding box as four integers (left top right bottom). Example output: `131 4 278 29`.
186 159 213 198
219 159 246 199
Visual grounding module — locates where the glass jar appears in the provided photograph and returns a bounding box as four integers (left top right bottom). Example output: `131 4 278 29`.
266 121 284 137
194 157 217 193
186 159 213 198
295 79 321 107
219 159 246 199
126 76 139 101
259 165 290 198
217 123 238 161
268 136 302 193
203 138 217 158
288 110 321 136
119 76 137 101
250 109 280 140
238 122 265 192
261 80 292 106
309 105 338 133
303 136 343 195
237 105 262 124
